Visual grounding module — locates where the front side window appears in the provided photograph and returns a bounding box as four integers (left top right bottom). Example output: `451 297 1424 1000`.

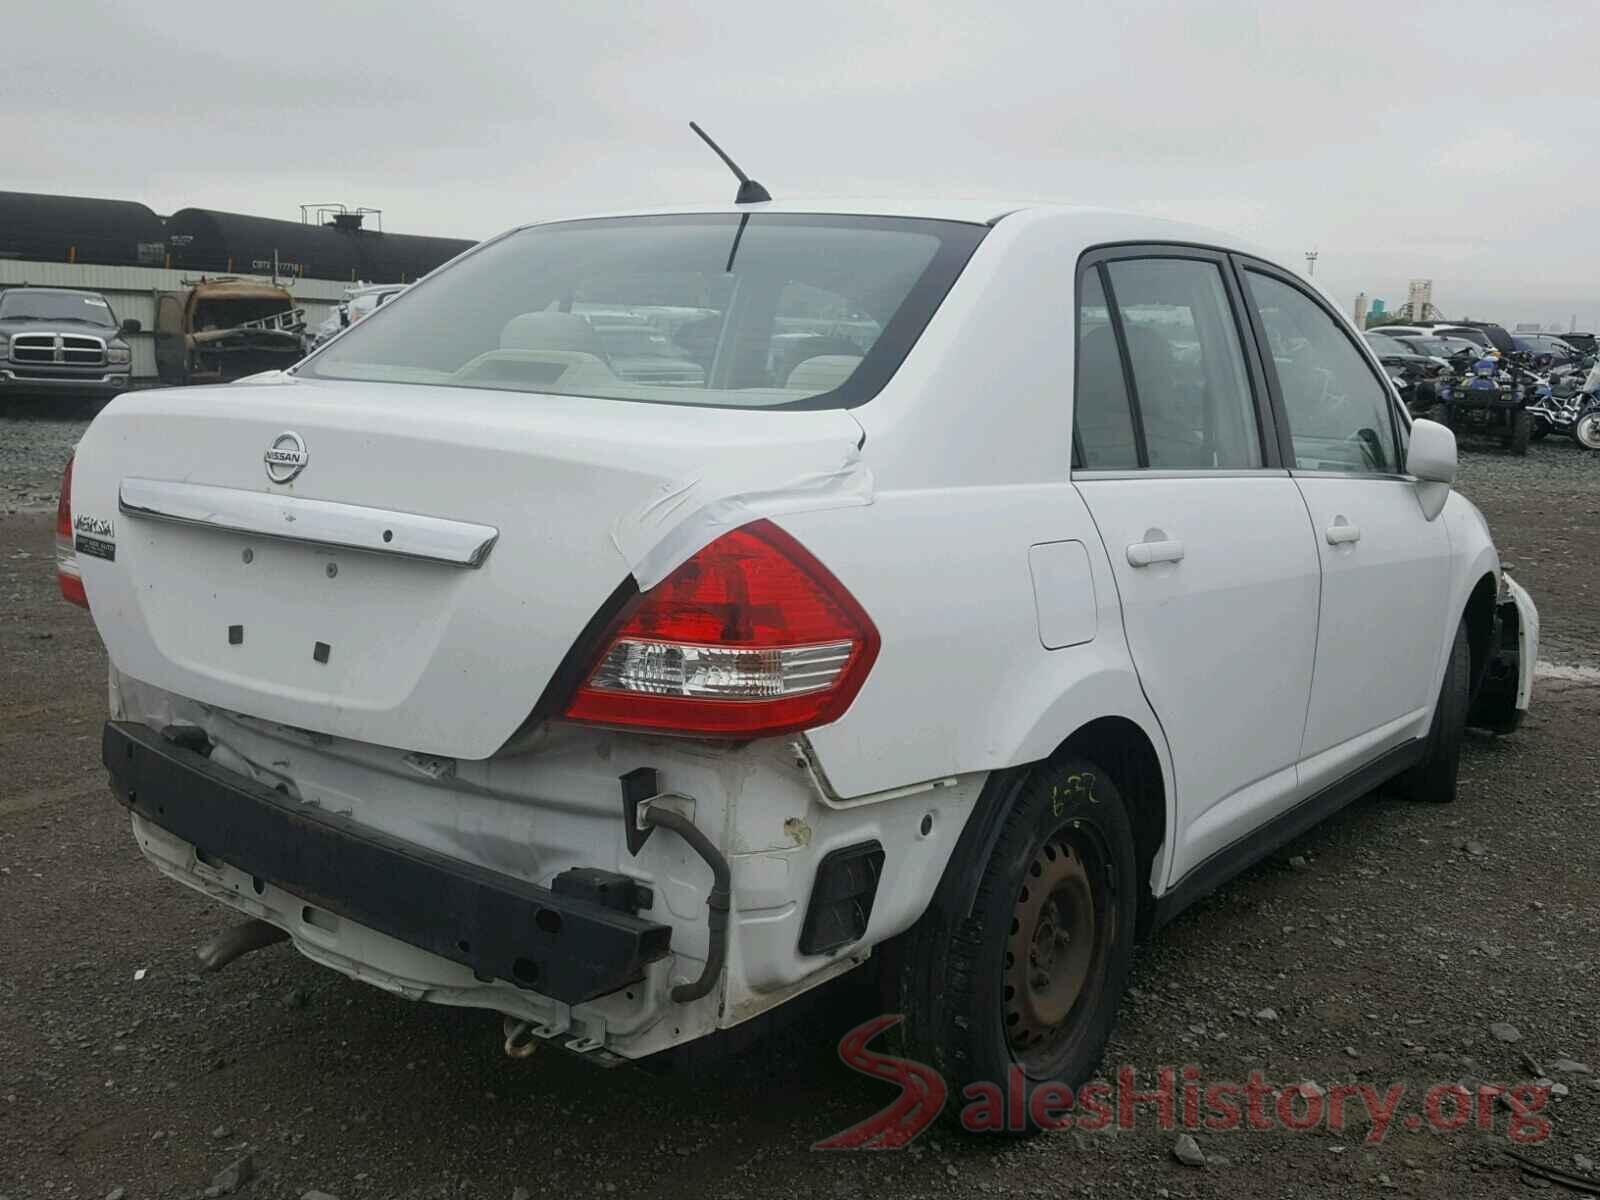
1245 270 1401 474
300 214 985 410
1103 258 1263 469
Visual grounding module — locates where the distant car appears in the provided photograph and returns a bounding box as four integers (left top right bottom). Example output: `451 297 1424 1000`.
0 286 138 402
1365 332 1439 366
1365 332 1449 408
346 283 408 326
1512 334 1582 367
306 284 409 352
1559 332 1596 355
1407 335 1483 363
1377 324 1499 354
1451 321 1517 354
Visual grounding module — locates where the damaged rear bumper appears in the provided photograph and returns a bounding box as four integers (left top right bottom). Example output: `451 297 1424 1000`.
103 720 672 1004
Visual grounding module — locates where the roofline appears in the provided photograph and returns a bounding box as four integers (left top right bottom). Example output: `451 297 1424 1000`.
0 284 107 293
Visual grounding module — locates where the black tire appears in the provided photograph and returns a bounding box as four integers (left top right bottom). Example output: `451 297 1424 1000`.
1530 418 1550 442
1401 620 1470 804
1427 402 1453 431
898 757 1138 1133
1506 409 1531 455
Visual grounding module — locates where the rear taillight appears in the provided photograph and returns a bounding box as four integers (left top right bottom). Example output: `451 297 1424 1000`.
56 454 87 608
564 520 878 737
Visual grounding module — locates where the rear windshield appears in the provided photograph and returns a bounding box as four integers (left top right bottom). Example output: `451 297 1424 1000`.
1439 327 1492 349
299 214 986 409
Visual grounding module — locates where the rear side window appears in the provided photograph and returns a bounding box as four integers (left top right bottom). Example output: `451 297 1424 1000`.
1243 270 1401 474
300 214 986 410
1074 268 1140 469
1073 256 1263 471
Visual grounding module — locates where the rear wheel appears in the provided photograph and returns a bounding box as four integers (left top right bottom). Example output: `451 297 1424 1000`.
1506 409 1531 456
1401 620 1470 804
1427 403 1453 431
899 757 1138 1133
1530 417 1550 442
1575 407 1600 451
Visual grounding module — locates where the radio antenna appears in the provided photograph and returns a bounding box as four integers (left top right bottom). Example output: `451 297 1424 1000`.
689 121 772 205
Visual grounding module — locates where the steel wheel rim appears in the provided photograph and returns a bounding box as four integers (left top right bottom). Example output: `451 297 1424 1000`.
1003 832 1104 1067
1578 414 1600 450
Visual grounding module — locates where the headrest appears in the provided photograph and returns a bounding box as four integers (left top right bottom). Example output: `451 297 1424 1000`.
501 312 601 353
785 354 863 394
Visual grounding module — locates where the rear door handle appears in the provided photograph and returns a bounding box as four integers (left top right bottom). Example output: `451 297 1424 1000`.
1325 519 1361 545
1126 538 1185 567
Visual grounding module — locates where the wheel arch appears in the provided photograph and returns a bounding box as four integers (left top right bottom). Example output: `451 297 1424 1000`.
1463 571 1498 698
1056 716 1168 940
919 709 1172 948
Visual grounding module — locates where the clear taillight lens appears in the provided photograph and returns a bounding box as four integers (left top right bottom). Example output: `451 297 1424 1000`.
563 520 878 737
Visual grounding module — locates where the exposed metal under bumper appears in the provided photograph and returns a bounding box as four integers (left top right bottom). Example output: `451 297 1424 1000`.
102 721 672 1004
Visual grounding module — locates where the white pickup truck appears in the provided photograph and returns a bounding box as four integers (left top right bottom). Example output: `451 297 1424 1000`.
60 199 1537 1128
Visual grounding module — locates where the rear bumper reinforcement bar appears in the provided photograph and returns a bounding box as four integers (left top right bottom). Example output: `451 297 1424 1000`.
102 721 671 1004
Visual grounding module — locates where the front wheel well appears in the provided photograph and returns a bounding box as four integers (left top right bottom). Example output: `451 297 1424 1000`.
1057 716 1166 940
1463 573 1498 697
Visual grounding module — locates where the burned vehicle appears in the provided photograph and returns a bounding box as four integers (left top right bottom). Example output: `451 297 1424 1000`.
154 279 306 386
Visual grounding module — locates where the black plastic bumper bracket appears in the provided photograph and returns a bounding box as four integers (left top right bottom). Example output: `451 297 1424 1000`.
102 721 671 1005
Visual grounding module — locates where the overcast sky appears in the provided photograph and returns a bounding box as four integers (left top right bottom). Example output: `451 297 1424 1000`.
8 0 1598 327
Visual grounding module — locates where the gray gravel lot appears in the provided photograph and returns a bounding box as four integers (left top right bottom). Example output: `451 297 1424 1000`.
1 415 1598 1200
0 415 89 513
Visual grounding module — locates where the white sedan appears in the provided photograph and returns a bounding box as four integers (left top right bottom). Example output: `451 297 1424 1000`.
61 197 1537 1129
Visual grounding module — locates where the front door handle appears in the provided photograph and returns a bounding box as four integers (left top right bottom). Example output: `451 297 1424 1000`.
1127 538 1185 567
1325 518 1361 546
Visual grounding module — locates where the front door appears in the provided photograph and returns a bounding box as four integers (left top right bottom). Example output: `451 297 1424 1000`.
153 293 188 385
1071 251 1321 883
1238 265 1453 792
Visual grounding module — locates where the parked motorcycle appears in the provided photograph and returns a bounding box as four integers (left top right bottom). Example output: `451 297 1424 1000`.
1527 353 1600 450
1426 348 1535 456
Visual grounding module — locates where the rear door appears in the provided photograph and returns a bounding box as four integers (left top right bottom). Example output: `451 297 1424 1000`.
1072 248 1321 881
1236 262 1453 791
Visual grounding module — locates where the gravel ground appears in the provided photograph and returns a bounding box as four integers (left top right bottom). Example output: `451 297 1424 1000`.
2 417 1598 1199
0 416 89 514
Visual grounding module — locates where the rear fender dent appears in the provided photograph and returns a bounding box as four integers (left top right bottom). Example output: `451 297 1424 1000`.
610 433 872 590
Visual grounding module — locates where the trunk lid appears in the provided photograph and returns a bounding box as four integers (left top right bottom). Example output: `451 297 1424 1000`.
73 376 866 760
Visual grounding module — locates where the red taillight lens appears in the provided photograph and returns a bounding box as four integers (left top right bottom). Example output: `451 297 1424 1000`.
56 454 88 608
564 519 879 737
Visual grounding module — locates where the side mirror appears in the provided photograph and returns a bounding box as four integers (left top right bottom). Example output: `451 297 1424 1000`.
1407 418 1456 520
120 318 142 335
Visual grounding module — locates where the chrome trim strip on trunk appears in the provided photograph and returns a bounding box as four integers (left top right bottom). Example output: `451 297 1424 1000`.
118 478 499 568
